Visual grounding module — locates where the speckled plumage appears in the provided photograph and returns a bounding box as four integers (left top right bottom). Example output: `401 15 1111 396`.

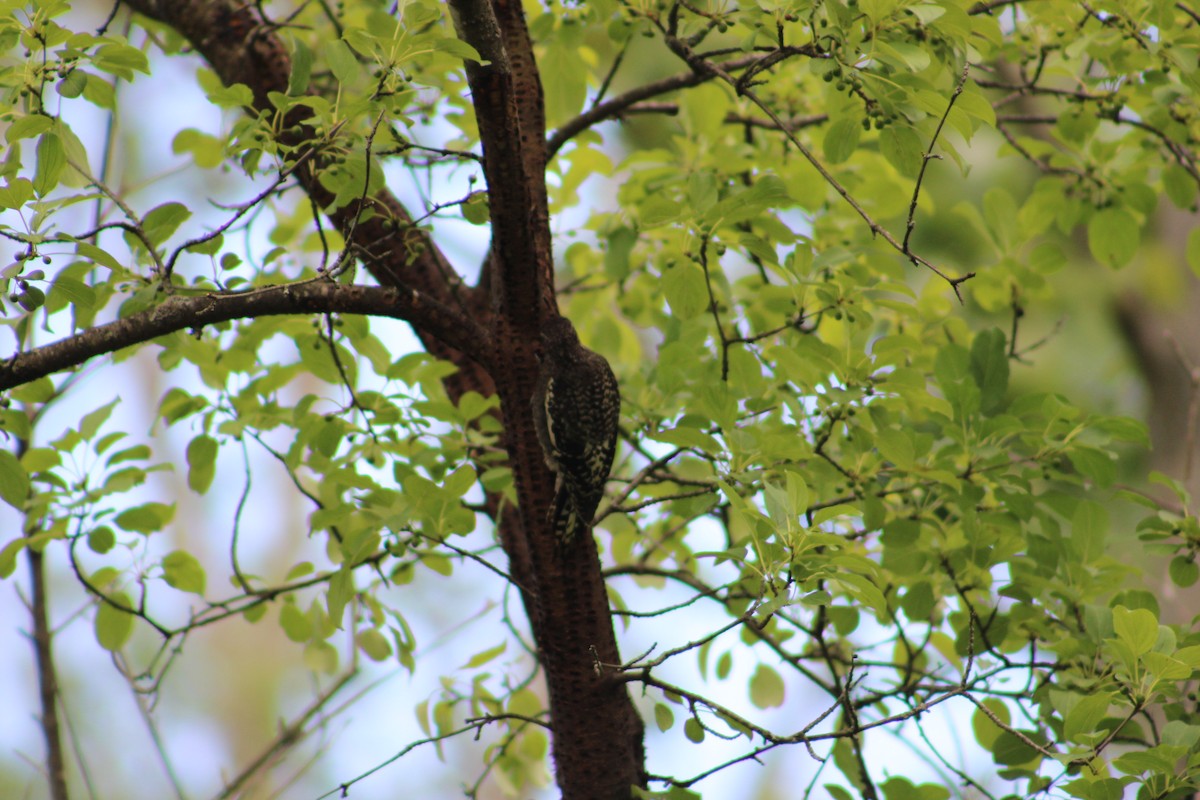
532 316 620 544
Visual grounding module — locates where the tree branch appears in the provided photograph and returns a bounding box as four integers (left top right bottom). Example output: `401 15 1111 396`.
22 430 69 800
0 282 487 391
448 0 548 322
119 0 482 317
547 53 763 157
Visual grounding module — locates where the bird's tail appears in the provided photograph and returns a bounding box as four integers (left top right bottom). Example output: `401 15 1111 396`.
549 488 586 545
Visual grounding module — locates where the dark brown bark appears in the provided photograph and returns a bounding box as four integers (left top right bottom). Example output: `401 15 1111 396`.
29 542 69 800
450 0 646 792
111 1 645 796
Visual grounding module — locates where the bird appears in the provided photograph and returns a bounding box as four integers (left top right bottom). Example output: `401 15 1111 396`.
531 315 621 544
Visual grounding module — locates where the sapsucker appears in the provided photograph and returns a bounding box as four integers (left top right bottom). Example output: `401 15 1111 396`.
531 315 620 544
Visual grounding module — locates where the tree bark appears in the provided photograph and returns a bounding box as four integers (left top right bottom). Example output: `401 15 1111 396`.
28 546 69 800
115 1 645 795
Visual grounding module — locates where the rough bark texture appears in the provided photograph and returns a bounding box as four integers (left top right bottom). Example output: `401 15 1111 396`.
111 1 646 796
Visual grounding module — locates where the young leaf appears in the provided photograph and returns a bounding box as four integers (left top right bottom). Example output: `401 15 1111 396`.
356 629 393 662
162 550 206 594
95 593 135 651
970 328 1009 415
186 435 218 493
1087 208 1138 268
0 450 30 509
749 664 785 709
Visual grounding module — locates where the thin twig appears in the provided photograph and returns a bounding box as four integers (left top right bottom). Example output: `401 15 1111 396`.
903 64 970 255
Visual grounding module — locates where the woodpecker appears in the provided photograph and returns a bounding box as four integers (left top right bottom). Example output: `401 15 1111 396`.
531 315 620 544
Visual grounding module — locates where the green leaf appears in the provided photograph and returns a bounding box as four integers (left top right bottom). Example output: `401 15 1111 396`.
51 275 96 310
749 664 785 708
654 703 675 732
443 465 477 497
704 175 792 225
199 69 254 108
172 129 224 169
638 196 682 228
1068 446 1116 488
186 235 224 256
142 202 192 247
87 526 115 554
53 122 91 189
1071 500 1108 564
982 187 1018 251
162 550 206 594
356 629 393 662
832 736 865 789
970 328 1009 415
34 133 65 196
1113 746 1181 775
661 262 708 320
92 43 150 79
280 601 312 642
683 716 705 743
114 502 175 535
6 115 54 143
80 398 119 439
901 582 934 620
1163 164 1197 210
1064 692 1113 740
106 444 149 466
935 343 979 419
0 178 34 209
1087 208 1139 268
876 427 915 469
288 36 313 95
605 227 638 280
462 641 507 669
649 424 722 454
813 503 861 527
874 41 930 72
971 698 1010 751
81 72 115 109
956 83 996 128
303 640 339 673
1112 605 1157 656
461 192 489 225
682 84 730 140
431 37 481 63
326 567 353 629
540 37 587 124
75 240 124 272
879 126 923 179
57 70 88 99
823 116 861 165
325 39 359 85
0 450 30 509
993 730 1043 766
95 593 135 651
0 538 26 579
1142 651 1190 680
1168 555 1199 588
186 435 218 493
